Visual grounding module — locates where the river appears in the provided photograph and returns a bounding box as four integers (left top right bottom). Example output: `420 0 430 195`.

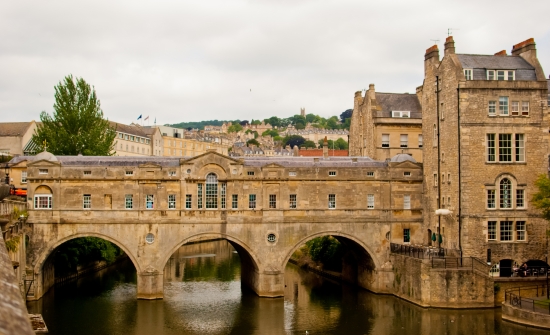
27 240 550 335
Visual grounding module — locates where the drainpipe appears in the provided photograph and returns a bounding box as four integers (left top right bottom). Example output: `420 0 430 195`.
457 86 462 257
436 76 441 248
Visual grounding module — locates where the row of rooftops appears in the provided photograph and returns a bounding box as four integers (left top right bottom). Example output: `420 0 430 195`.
9 152 417 168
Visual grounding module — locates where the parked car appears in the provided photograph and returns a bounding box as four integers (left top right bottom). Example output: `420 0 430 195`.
514 260 549 277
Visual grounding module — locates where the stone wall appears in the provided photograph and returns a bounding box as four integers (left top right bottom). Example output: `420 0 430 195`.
502 302 550 329
0 234 34 335
390 254 494 308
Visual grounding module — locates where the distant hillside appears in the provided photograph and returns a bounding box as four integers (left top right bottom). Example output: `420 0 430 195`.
166 120 239 130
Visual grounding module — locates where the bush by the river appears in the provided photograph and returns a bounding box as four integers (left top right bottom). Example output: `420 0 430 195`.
54 237 125 275
293 236 343 272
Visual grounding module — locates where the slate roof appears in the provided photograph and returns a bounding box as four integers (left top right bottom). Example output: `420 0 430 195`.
109 122 151 137
9 155 396 168
456 54 537 81
0 122 33 137
374 93 422 118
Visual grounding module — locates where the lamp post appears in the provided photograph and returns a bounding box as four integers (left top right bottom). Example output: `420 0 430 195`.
3 163 9 185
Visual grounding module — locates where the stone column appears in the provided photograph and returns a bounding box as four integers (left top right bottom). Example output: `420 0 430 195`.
137 269 163 300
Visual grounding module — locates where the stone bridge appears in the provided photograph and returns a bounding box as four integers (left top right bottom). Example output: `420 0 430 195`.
12 151 425 300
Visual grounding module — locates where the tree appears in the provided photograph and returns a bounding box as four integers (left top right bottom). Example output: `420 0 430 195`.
262 129 279 138
239 120 249 126
246 139 260 146
305 113 317 123
33 75 116 155
340 109 353 123
326 116 340 130
302 140 317 148
228 123 243 133
335 138 349 150
532 174 550 222
250 119 262 125
283 135 306 149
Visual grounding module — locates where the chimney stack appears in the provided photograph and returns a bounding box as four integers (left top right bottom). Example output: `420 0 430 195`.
444 36 455 55
512 38 536 56
424 44 440 76
494 50 507 56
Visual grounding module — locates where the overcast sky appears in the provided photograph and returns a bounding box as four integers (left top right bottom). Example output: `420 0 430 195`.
1 0 549 126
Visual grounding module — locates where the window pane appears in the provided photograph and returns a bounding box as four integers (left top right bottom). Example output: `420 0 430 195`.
197 183 203 209
146 195 154 209
516 221 526 241
500 221 512 241
500 178 512 208
403 229 410 243
249 194 256 209
289 194 297 209
488 101 496 115
232 194 238 209
186 194 192 209
328 194 336 209
269 194 277 209
168 195 176 209
488 221 497 240
221 183 226 209
83 194 91 209
499 97 508 115
205 173 218 209
404 195 411 209
497 71 505 81
516 189 524 208
125 195 133 209
515 134 524 162
382 134 389 147
487 134 495 161
487 190 495 208
511 101 519 116
367 194 374 209
498 134 512 161
521 101 529 116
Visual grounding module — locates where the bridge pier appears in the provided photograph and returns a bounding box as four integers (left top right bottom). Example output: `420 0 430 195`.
137 271 164 300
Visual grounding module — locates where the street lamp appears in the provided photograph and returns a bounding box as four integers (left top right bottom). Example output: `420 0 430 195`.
3 163 9 185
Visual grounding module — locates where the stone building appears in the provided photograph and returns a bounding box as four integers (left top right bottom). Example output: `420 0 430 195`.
153 125 231 157
349 86 423 162
0 121 39 156
112 122 163 157
420 37 549 270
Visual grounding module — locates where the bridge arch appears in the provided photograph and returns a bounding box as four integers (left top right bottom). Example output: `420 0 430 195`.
159 232 261 271
282 231 381 270
34 232 140 275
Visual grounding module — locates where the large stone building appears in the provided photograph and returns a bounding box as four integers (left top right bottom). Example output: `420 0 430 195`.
420 37 549 270
154 125 231 156
349 86 423 162
112 122 163 157
0 121 39 156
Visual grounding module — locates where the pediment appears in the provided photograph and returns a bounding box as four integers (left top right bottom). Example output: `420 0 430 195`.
389 160 421 169
28 159 61 167
180 151 241 165
10 160 28 168
138 162 162 169
262 163 285 169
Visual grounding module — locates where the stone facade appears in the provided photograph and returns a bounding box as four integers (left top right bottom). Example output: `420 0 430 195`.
421 37 549 266
17 151 423 300
349 85 423 162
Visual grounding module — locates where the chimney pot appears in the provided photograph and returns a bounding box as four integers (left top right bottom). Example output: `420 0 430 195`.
444 36 455 55
494 50 507 56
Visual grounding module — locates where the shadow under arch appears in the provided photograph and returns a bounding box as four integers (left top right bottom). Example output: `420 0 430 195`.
160 232 262 294
34 232 140 275
282 231 381 290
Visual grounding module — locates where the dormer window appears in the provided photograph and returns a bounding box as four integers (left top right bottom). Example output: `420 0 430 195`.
463 69 473 80
487 70 515 81
392 111 410 118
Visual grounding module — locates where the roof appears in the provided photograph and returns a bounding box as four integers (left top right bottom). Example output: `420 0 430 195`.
456 54 536 80
390 153 417 163
298 149 349 157
110 122 151 137
374 93 422 118
9 154 395 168
0 122 33 137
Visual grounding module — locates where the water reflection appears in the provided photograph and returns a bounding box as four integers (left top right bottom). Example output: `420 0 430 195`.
27 240 550 335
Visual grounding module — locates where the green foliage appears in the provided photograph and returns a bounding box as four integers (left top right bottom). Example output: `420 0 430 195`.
532 174 550 221
167 120 240 130
305 113 318 123
245 129 259 138
54 237 124 275
246 139 260 146
305 236 343 271
33 75 116 156
317 137 348 150
302 140 317 148
340 109 353 123
5 236 20 253
262 129 279 138
250 119 262 125
282 135 306 149
227 123 243 133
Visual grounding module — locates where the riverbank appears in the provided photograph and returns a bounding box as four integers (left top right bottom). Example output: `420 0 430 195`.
55 254 129 285
288 257 342 282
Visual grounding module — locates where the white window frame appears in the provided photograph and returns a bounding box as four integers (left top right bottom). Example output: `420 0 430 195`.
125 194 133 209
125 171 134 176
418 134 423 148
249 194 256 209
269 194 277 209
366 171 374 177
487 133 524 163
516 221 526 241
328 194 336 209
185 194 192 209
168 194 176 209
232 194 238 209
392 111 410 118
289 194 297 209
511 101 519 116
487 70 495 80
381 134 390 147
328 171 337 176
521 101 530 116
463 69 473 80
488 221 497 240
83 194 91 209
488 101 496 115
146 194 154 209
367 194 374 209
499 96 509 115
400 134 408 148
34 195 52 209
39 169 48 175
403 195 411 209
21 170 27 184
289 171 297 177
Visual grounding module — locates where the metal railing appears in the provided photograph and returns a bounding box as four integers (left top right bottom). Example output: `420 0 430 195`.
505 285 550 315
390 243 460 259
431 256 490 273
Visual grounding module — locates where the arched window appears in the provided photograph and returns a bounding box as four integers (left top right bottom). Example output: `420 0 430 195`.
205 173 218 209
500 178 512 208
34 185 52 209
